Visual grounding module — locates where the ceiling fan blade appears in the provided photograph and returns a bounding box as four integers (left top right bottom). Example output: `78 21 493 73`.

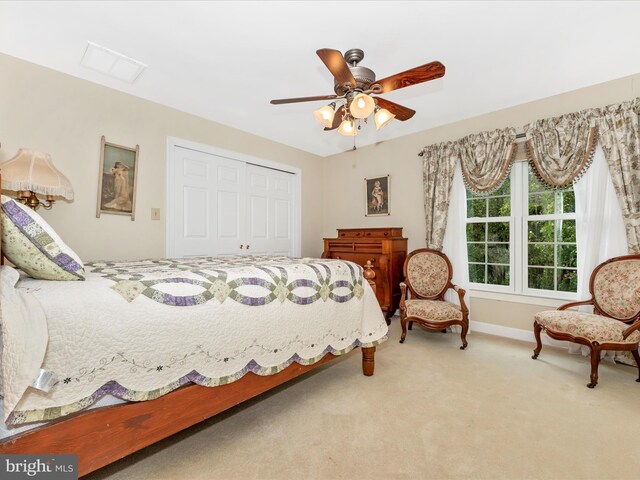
270 94 340 105
373 61 445 94
375 97 415 121
324 105 345 131
316 49 356 87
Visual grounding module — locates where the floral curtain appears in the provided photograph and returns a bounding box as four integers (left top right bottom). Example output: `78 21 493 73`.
421 142 457 250
524 112 598 188
457 128 517 195
594 98 640 254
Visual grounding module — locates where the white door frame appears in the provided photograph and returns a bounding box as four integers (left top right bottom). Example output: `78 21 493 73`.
166 136 302 258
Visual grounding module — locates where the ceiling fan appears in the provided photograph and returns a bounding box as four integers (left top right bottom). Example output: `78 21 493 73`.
270 48 445 137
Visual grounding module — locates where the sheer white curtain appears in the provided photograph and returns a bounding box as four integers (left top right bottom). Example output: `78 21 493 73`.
442 163 470 319
572 144 628 361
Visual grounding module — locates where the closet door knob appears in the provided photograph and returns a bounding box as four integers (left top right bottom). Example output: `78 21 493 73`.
240 244 244 249
246 245 250 250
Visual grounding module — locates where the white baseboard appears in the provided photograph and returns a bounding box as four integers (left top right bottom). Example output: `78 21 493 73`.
469 320 567 348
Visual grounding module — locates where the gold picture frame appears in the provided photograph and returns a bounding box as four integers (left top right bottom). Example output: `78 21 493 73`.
96 136 139 220
365 175 390 216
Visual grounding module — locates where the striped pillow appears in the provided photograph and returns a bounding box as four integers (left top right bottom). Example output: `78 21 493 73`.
1 195 84 280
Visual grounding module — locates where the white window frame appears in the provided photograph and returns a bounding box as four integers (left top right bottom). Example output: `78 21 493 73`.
467 161 578 302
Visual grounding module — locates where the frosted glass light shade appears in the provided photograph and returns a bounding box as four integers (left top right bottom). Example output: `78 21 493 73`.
313 103 336 128
338 118 357 136
374 108 395 130
350 93 375 119
0 149 74 200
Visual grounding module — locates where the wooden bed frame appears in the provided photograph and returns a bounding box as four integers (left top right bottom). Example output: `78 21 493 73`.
0 173 378 477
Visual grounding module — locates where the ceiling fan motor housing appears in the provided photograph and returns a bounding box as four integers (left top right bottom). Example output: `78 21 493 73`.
334 48 376 95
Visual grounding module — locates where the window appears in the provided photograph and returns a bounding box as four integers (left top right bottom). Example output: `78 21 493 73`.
526 170 577 294
466 177 512 289
466 161 578 298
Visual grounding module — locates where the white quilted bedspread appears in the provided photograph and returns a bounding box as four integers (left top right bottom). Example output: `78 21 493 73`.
1 256 387 424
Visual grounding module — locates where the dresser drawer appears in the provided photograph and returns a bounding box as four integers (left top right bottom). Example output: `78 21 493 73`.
325 241 383 254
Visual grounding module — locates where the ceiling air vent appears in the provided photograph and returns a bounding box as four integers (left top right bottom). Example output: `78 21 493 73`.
80 41 147 83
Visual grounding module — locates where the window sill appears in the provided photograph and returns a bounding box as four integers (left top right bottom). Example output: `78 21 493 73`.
468 289 573 308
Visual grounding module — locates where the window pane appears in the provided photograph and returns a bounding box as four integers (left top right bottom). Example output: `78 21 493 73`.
557 269 578 292
561 191 575 214
528 267 555 290
558 244 577 268
487 243 509 264
528 244 554 266
528 192 555 215
487 222 509 242
467 198 487 218
528 221 554 243
467 243 486 263
488 264 509 286
558 219 576 242
467 223 486 242
488 196 510 217
469 263 486 283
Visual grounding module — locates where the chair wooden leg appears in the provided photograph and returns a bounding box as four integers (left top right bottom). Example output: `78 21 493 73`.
632 350 640 383
532 321 543 359
587 344 601 388
460 322 468 350
400 316 408 343
408 321 413 331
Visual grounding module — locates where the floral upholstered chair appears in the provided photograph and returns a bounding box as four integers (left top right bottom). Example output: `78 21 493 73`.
399 249 469 349
532 254 640 388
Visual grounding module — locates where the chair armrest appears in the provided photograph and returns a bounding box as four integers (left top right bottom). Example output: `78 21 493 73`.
622 320 640 340
557 299 594 311
448 283 468 315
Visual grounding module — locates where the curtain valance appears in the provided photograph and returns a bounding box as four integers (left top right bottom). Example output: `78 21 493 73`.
458 128 517 195
524 113 598 188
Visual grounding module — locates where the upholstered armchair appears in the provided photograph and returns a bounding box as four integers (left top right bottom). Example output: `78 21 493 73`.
399 249 469 349
532 254 640 388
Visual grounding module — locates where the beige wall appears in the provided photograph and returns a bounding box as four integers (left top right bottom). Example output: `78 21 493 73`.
322 73 640 328
0 53 325 261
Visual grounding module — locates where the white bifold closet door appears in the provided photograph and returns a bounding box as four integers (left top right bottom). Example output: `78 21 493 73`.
172 146 294 257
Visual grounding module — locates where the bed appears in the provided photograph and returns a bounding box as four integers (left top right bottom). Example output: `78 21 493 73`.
0 180 387 477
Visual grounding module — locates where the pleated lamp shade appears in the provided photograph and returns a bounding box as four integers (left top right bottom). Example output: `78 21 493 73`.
0 149 74 200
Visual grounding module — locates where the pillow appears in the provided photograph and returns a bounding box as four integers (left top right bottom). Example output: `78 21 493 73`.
1 195 85 280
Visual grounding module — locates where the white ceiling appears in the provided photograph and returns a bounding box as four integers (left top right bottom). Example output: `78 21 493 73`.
1 1 639 157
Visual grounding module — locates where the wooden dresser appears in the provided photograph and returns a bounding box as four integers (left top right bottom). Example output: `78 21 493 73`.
322 227 407 323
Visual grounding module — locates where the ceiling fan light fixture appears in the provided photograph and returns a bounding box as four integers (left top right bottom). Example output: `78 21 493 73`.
350 93 375 119
313 102 337 128
374 107 395 130
338 117 357 137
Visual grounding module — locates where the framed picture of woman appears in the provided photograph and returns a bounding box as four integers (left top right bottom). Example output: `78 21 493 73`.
365 175 390 216
96 136 139 220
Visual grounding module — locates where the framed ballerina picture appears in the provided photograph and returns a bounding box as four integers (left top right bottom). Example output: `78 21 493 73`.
96 136 140 220
365 175 390 216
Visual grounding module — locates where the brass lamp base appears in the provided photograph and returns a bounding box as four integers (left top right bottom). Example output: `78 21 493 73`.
17 190 55 210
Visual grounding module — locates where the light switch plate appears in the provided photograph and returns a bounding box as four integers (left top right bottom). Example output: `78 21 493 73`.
151 208 160 220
